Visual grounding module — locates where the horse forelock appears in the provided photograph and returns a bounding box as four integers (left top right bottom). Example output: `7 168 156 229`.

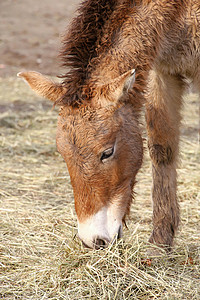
58 0 140 107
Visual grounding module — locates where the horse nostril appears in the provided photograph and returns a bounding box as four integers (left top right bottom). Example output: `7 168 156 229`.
117 225 122 239
93 237 108 249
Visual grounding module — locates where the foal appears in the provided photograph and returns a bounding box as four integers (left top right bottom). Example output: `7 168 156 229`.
19 0 199 250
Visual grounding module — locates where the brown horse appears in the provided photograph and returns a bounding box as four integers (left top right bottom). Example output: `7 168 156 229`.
18 0 199 250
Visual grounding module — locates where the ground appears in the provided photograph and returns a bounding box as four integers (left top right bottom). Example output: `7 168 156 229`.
0 0 200 299
0 0 79 77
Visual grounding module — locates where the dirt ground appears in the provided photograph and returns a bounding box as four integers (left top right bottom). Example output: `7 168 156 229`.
0 0 80 78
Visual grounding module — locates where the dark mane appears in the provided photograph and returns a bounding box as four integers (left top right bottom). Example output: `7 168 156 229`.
59 0 136 106
59 0 116 106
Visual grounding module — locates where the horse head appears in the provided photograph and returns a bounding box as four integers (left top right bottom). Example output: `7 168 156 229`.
18 70 143 249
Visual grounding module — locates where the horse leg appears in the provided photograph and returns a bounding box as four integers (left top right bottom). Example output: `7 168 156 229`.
145 69 185 251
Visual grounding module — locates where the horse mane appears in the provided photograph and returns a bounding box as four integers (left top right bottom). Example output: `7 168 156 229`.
59 0 138 106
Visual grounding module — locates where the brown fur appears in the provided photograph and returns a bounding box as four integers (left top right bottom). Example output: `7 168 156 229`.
56 104 143 222
20 0 199 249
18 71 66 102
59 0 186 107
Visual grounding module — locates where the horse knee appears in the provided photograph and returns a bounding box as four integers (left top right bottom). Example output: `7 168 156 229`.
148 143 173 165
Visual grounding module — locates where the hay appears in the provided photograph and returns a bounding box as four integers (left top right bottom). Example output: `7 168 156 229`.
0 77 199 299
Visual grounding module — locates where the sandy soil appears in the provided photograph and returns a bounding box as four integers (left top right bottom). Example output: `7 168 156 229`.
0 0 80 77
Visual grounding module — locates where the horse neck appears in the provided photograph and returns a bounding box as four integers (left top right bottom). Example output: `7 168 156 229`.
89 1 186 86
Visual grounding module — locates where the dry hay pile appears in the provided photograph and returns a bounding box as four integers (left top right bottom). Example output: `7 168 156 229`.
0 77 199 299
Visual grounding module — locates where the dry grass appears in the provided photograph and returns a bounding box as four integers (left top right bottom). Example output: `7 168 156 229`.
0 77 199 299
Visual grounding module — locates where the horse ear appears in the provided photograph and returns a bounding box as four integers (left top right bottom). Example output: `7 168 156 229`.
105 69 136 103
17 71 67 102
119 68 136 93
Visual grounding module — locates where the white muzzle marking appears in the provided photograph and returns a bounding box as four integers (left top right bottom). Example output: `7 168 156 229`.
78 204 123 249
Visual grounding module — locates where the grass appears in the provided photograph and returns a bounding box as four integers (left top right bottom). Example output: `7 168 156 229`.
0 77 199 299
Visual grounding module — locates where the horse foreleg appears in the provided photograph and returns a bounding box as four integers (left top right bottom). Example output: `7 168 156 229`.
145 69 185 250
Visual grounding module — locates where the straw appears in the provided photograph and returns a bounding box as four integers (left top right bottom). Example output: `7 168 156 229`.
0 77 199 299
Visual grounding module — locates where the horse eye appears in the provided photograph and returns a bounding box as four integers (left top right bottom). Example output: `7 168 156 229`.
101 147 114 161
